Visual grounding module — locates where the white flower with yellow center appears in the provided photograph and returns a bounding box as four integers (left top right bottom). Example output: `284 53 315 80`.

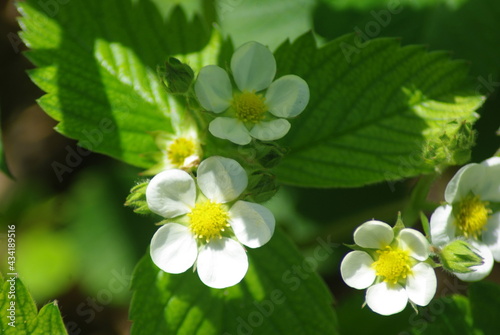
430 157 500 281
341 220 437 316
163 132 200 169
146 156 275 288
194 41 310 145
142 128 202 176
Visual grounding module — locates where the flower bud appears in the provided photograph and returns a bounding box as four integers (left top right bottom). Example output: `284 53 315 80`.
158 57 194 94
439 240 484 273
125 181 151 215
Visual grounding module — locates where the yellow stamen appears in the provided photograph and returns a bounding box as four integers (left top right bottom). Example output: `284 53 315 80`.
372 246 412 285
231 91 268 123
455 194 491 239
188 201 229 242
167 137 196 167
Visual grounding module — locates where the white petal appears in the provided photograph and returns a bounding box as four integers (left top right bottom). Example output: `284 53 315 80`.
430 205 456 246
445 163 485 204
195 65 232 113
249 119 291 141
146 169 196 218
150 223 198 274
454 241 494 282
340 251 376 289
483 212 500 261
197 238 248 289
478 157 500 202
406 262 436 306
231 41 276 92
398 228 430 261
197 156 248 203
228 201 275 248
265 75 310 118
353 220 394 249
209 117 252 145
366 282 408 316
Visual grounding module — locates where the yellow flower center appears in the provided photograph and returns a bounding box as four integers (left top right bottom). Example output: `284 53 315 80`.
232 91 268 123
455 194 491 239
167 137 195 167
372 246 412 285
188 201 229 242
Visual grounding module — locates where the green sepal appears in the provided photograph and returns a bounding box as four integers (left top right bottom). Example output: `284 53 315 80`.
392 212 406 235
125 181 152 215
158 57 195 95
245 171 279 203
343 243 366 252
409 300 419 315
420 211 431 238
439 240 484 273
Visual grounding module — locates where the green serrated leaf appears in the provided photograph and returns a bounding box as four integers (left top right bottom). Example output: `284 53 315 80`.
216 0 316 50
272 33 483 188
0 276 68 335
28 302 67 335
18 0 213 168
0 276 37 334
130 229 338 335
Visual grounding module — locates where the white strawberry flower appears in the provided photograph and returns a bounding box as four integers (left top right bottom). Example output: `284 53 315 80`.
146 156 275 288
341 220 437 316
430 157 500 281
194 41 310 145
142 127 202 176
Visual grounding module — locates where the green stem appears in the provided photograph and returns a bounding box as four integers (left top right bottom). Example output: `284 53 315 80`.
184 89 209 133
402 173 440 227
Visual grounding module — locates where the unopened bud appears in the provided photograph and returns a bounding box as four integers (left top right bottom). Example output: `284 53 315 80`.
439 240 483 273
125 181 152 215
158 57 194 94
